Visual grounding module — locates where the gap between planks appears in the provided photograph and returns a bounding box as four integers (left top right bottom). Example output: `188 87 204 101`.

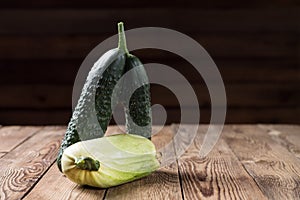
173 124 267 200
0 153 6 158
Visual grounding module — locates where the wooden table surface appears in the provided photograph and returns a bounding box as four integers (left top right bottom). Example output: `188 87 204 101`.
0 124 299 200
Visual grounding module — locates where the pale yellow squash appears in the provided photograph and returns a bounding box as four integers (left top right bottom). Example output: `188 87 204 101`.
61 134 160 188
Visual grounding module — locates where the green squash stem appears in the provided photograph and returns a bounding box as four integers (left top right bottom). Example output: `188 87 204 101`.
118 22 129 55
75 157 100 171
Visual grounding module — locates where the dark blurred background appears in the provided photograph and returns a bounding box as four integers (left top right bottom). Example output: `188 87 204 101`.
0 1 299 125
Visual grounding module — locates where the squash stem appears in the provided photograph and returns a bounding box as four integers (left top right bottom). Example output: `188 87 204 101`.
75 156 100 171
118 22 129 54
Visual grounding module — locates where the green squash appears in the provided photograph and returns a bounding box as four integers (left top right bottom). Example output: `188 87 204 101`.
57 23 127 171
122 54 152 139
57 22 153 173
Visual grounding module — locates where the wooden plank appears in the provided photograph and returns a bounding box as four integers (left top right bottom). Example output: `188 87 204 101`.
0 59 299 84
151 83 300 107
0 110 71 125
1 0 299 9
105 126 182 199
131 56 300 84
0 33 298 59
23 163 106 200
0 126 42 152
223 125 300 199
0 107 299 125
258 125 300 159
175 125 267 199
161 107 299 124
23 125 124 199
215 60 300 83
0 85 73 109
0 83 298 109
0 126 65 200
0 60 80 84
0 9 299 34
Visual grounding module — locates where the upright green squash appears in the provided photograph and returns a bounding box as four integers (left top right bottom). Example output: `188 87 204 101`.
57 22 153 171
57 23 128 171
122 55 152 139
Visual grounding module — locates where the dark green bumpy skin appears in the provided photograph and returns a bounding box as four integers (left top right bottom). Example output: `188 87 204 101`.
95 55 126 131
57 22 152 172
57 55 125 172
123 54 152 139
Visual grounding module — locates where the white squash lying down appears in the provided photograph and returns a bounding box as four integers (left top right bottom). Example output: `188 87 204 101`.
61 134 160 188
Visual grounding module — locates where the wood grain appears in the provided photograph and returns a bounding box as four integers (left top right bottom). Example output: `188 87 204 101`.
162 107 299 124
258 125 300 159
151 83 299 107
215 60 300 83
0 60 80 85
0 33 297 59
0 83 298 109
0 85 73 109
0 125 299 199
105 126 182 200
0 4 298 126
23 164 106 200
25 126 182 200
0 110 71 125
0 107 299 125
1 0 299 9
153 107 299 124
23 125 125 199
224 125 300 199
0 9 298 34
0 59 299 85
0 126 42 152
175 125 267 199
0 126 65 200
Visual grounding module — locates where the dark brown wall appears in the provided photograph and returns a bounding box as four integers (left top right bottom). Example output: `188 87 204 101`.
0 1 299 125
